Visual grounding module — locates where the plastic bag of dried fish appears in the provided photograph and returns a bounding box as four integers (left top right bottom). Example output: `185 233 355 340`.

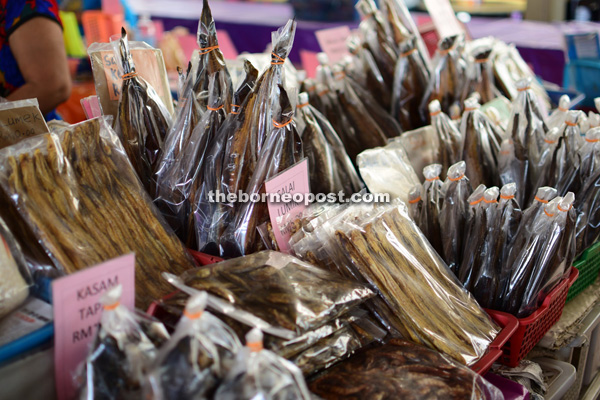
422 35 467 116
357 140 420 204
296 92 363 195
439 161 472 275
215 328 312 400
462 45 498 104
0 117 195 309
79 285 169 400
418 164 444 257
548 94 570 129
501 195 576 317
220 85 303 257
114 28 172 194
318 201 499 365
391 36 430 132
574 128 600 254
429 100 463 176
155 74 227 247
460 97 504 189
174 251 374 336
145 292 242 400
0 215 30 319
309 339 503 400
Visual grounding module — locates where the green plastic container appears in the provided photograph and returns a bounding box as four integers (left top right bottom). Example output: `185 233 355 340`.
567 241 600 303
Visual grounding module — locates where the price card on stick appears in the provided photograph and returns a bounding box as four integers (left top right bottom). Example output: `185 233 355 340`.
265 159 310 253
53 254 135 400
423 0 465 39
315 26 352 64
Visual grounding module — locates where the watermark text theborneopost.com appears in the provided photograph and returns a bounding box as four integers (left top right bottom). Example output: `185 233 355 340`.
207 190 390 206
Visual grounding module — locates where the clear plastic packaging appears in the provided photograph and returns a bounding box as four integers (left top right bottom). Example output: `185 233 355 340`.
309 339 504 400
548 94 570 129
463 45 498 104
422 35 467 116
0 117 195 308
0 215 30 319
460 97 504 189
418 164 444 257
498 138 526 206
175 251 374 337
114 28 173 193
408 184 423 223
357 140 420 204
145 292 242 400
439 161 472 275
79 285 170 399
317 201 499 365
214 328 312 400
458 184 487 289
219 85 303 257
429 100 463 176
391 36 430 132
155 74 227 247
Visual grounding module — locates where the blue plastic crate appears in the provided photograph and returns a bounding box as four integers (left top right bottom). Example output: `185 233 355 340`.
564 59 600 107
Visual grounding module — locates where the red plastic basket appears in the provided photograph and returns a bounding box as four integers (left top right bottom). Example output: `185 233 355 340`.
471 310 519 375
497 267 579 367
188 249 224 266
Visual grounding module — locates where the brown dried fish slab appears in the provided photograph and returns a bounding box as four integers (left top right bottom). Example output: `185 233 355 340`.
178 251 374 335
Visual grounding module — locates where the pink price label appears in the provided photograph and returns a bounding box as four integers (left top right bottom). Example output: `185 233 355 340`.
315 26 351 64
216 30 239 60
264 159 310 253
300 50 320 79
53 254 135 400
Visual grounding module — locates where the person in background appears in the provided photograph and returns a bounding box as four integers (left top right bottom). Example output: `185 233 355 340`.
0 0 71 119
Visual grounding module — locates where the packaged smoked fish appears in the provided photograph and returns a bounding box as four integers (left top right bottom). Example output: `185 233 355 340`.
155 74 227 247
493 183 523 310
439 161 472 275
418 164 444 257
219 85 303 257
173 251 374 336
114 28 173 193
295 92 361 195
309 339 503 400
194 60 259 255
462 45 497 104
214 329 312 400
457 184 486 288
191 0 233 112
0 117 195 309
391 36 430 132
548 94 570 129
145 292 242 400
79 285 170 400
316 201 499 365
422 35 467 116
460 97 503 188
574 128 600 254
408 184 423 223
429 100 463 175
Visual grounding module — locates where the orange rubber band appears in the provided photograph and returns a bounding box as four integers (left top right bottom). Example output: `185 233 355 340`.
484 198 498 204
183 309 203 320
501 194 515 200
449 174 464 182
544 139 557 144
103 301 120 311
586 137 600 143
426 176 440 182
535 196 548 203
439 46 454 55
247 341 263 352
558 106 568 112
470 197 484 206
401 48 417 57
230 104 241 114
500 150 511 155
297 102 310 109
409 196 421 204
475 58 489 64
271 52 286 65
558 204 573 212
517 86 530 92
544 209 555 217
452 116 461 120
335 72 346 81
318 89 329 96
207 104 224 112
566 121 577 127
430 110 441 117
273 118 293 129
199 45 219 55
464 107 477 112
122 72 138 80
